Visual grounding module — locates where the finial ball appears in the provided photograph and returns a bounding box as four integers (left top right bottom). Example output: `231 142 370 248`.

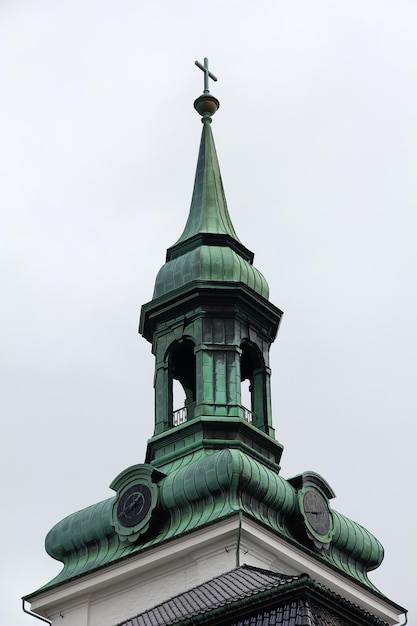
194 94 220 118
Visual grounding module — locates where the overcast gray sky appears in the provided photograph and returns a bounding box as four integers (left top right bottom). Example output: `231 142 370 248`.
1 1 416 624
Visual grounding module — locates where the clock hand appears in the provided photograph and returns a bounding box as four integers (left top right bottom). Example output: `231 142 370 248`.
124 493 141 514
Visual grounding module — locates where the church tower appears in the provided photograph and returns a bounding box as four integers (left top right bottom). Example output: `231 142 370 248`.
140 60 282 469
23 60 406 626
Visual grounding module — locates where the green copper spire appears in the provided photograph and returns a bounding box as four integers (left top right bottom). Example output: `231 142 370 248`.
167 64 245 258
171 112 240 246
155 60 269 299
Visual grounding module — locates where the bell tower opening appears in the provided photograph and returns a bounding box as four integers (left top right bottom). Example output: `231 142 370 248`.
240 342 267 431
240 378 252 422
168 339 196 427
172 379 185 414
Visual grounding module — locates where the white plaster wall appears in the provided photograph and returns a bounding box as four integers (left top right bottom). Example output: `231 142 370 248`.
88 548 238 626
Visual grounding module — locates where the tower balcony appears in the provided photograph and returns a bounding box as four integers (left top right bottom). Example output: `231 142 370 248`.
172 404 254 427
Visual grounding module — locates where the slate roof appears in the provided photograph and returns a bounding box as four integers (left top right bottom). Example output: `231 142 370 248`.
229 599 353 626
117 566 300 626
116 565 387 626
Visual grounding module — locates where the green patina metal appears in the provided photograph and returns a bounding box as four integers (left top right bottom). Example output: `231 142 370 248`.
159 105 265 299
195 57 217 94
170 119 240 248
153 246 269 300
29 449 384 597
139 74 279 443
26 61 389 607
140 280 281 440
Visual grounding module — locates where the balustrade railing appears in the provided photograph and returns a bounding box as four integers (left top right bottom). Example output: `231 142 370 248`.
243 407 254 423
172 404 254 426
172 406 188 427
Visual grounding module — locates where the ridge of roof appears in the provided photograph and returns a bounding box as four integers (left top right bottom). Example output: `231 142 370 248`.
115 565 304 626
115 564 394 626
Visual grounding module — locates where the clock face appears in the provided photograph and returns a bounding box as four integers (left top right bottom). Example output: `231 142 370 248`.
110 464 164 542
303 490 331 536
116 484 152 528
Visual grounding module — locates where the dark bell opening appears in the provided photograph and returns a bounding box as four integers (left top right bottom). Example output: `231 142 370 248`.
170 340 196 404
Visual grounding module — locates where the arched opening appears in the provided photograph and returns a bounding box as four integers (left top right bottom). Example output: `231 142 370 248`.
240 342 266 429
172 378 186 413
168 339 196 427
240 378 252 419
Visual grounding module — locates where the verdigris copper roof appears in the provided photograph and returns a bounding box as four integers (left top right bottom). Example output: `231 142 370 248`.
152 92 269 300
116 565 389 626
153 245 269 300
27 448 385 597
173 119 239 244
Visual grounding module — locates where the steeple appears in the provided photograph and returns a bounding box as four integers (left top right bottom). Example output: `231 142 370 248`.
167 91 244 257
152 63 267 301
140 59 283 467
24 60 405 626
178 58 238 246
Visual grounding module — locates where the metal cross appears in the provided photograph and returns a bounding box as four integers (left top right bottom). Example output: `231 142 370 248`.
195 57 217 94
